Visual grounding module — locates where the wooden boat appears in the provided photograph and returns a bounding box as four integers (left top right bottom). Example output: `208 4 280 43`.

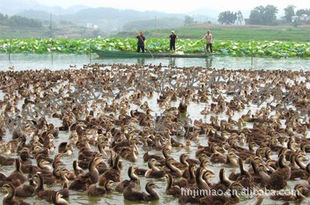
93 49 212 59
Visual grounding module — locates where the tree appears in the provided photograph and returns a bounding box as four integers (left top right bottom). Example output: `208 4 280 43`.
296 9 310 16
236 11 244 24
184 16 194 25
0 12 42 28
218 11 237 24
0 13 8 21
9 15 42 27
284 5 295 23
248 5 278 25
295 9 310 24
0 13 9 25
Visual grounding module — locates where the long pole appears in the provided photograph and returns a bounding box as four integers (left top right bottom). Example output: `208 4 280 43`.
201 39 206 54
89 42 92 63
51 39 54 66
8 39 11 62
251 40 254 69
146 47 154 58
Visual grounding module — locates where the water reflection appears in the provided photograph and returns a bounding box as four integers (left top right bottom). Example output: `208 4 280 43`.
51 53 54 66
8 53 11 63
1 53 310 71
137 58 145 65
205 57 213 68
169 58 176 67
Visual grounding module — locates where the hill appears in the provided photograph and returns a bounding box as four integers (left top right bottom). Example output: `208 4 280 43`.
14 7 219 34
16 7 186 33
0 0 88 15
0 12 103 38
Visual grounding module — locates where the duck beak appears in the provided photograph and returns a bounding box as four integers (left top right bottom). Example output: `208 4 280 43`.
208 173 216 178
97 153 105 159
203 160 210 166
155 161 161 166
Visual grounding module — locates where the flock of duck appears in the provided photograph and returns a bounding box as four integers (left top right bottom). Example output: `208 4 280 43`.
0 64 310 205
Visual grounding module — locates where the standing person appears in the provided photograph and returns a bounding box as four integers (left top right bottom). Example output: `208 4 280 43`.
202 30 213 53
169 31 178 52
136 32 146 53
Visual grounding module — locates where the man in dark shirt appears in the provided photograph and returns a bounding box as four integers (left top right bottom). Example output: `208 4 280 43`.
169 31 177 52
136 32 146 53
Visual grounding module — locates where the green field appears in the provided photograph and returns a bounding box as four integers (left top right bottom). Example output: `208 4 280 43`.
116 24 310 42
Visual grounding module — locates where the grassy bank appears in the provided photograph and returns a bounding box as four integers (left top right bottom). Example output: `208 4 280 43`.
116 24 310 42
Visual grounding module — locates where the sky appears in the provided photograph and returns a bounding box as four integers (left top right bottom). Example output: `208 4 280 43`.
35 0 308 13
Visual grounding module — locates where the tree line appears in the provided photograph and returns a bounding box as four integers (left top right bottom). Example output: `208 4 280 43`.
218 5 310 25
0 13 42 28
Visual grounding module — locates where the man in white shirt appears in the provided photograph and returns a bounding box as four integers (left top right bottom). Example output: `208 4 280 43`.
202 30 213 53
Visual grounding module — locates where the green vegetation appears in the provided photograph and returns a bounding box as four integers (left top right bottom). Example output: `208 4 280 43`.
221 4 310 26
0 13 42 28
218 11 238 24
284 5 295 23
0 12 44 38
1 38 310 58
184 16 195 25
0 26 103 38
0 26 47 38
115 25 310 42
248 5 278 25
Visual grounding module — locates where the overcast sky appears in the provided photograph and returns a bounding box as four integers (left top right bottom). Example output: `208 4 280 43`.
36 0 308 13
